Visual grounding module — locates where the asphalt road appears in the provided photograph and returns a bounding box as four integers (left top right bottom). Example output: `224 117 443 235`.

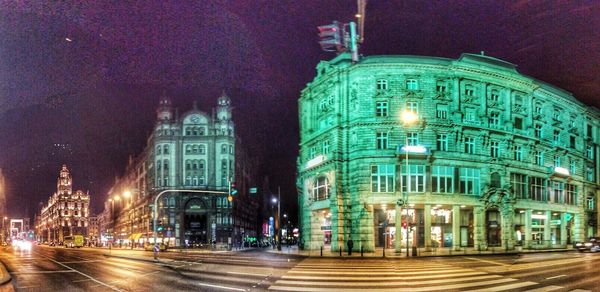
1 245 600 291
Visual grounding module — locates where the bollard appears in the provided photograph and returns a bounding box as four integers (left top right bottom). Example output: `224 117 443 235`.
320 245 323 257
361 245 364 257
339 246 342 256
383 246 385 258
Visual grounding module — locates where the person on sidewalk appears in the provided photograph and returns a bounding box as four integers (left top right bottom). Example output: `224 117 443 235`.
347 238 354 255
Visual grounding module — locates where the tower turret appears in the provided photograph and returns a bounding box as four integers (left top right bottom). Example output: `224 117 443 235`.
57 164 72 195
156 94 174 121
216 91 232 121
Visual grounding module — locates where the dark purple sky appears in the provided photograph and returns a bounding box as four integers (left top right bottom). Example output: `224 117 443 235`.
1 1 599 218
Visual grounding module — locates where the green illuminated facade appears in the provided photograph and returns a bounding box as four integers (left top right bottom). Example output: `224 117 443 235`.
297 53 600 252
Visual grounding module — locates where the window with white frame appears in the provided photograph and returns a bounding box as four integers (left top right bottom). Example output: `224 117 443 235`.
407 132 419 146
371 165 395 193
465 85 474 96
587 194 595 211
436 82 447 93
406 101 419 114
401 165 425 193
489 112 500 128
432 166 454 194
554 155 561 168
459 168 480 195
490 90 499 102
551 181 564 203
553 108 561 121
514 95 524 108
514 145 523 161
534 103 543 115
375 101 388 117
490 141 500 158
312 176 329 200
553 130 560 145
376 79 388 90
565 184 577 205
436 134 448 151
511 173 528 199
464 137 475 154
465 108 477 123
534 124 542 139
587 167 595 182
586 145 594 159
529 176 547 201
436 104 448 119
322 140 330 155
534 151 544 166
309 146 316 159
569 160 576 175
406 79 419 90
376 131 388 149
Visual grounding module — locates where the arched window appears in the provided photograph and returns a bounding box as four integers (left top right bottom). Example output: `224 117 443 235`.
199 127 205 135
192 145 198 154
192 160 198 170
222 145 228 154
163 159 169 171
185 160 191 171
192 127 198 136
185 145 192 154
169 197 175 207
163 144 169 154
490 172 501 188
185 127 191 136
199 145 205 154
185 176 191 186
156 146 162 155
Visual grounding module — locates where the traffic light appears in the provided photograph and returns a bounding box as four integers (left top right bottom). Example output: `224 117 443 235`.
229 181 238 196
318 21 343 52
157 220 164 231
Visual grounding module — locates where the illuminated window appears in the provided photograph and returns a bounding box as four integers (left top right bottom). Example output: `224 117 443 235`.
406 102 419 114
566 184 577 205
401 165 425 193
376 79 388 90
375 101 388 117
406 79 419 90
459 168 480 195
376 131 388 149
371 165 395 193
432 166 454 194
313 176 329 200
407 133 419 146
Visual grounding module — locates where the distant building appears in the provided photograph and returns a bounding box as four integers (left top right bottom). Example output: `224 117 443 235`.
298 53 600 253
87 216 99 244
37 165 90 243
101 93 260 248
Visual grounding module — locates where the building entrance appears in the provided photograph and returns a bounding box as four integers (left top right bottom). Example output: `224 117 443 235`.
184 198 210 245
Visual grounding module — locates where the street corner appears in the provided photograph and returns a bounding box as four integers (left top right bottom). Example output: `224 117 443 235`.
0 260 12 288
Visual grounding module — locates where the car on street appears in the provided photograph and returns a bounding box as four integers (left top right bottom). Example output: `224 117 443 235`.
575 237 600 252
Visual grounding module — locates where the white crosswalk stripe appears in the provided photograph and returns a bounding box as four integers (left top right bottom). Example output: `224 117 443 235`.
268 258 565 291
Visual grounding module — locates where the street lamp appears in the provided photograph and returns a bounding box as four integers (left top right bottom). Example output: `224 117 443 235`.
401 110 418 257
272 188 281 250
123 190 134 248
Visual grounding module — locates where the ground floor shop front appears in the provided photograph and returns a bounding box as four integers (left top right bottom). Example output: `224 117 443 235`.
303 202 588 252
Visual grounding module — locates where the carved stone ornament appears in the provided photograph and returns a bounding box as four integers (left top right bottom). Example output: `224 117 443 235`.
480 184 514 212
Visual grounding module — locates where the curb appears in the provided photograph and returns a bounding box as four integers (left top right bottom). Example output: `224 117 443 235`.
0 259 11 286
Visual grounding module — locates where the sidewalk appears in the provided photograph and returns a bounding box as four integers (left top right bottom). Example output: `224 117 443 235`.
0 258 11 286
265 245 576 258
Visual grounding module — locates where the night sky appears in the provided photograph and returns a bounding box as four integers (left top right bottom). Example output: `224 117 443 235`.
1 1 599 219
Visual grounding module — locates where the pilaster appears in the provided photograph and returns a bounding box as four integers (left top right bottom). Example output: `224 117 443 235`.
452 205 461 250
424 204 431 250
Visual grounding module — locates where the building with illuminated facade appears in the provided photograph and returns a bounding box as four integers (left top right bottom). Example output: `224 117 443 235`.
37 165 90 243
100 93 260 248
297 53 600 253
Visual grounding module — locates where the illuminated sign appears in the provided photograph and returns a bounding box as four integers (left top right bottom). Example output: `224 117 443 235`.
532 214 547 219
397 145 428 154
305 155 326 169
553 167 570 176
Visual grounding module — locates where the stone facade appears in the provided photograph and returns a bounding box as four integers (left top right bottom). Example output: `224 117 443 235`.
297 53 600 252
37 165 90 243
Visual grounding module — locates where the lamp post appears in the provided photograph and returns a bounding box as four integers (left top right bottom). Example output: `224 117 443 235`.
401 111 418 257
2 216 6 244
272 187 281 251
123 190 134 249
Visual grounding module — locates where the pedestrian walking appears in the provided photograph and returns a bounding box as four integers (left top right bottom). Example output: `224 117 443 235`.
153 243 159 261
347 238 354 255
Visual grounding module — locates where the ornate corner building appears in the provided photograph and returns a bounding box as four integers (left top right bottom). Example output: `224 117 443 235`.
99 92 260 248
297 53 600 252
37 165 90 243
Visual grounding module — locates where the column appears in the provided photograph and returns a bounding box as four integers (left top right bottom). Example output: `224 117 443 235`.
560 212 567 246
424 204 431 250
452 205 461 250
395 204 402 252
452 78 461 120
525 209 532 249
501 208 515 250
544 210 551 247
473 206 485 250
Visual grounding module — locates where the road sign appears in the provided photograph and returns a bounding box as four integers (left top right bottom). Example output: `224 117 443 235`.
249 187 257 194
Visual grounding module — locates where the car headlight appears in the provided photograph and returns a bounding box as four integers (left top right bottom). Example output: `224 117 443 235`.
576 243 583 247
585 243 593 247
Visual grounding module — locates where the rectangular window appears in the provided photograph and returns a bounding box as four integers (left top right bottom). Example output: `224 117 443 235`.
553 130 560 145
534 103 542 115
489 112 500 128
535 151 544 166
566 184 577 205
436 83 447 93
465 85 474 96
570 136 576 149
371 165 395 193
313 176 329 200
490 141 500 158
375 101 388 117
529 177 547 201
465 108 477 123
436 104 448 119
551 181 564 203
406 79 419 90
553 108 561 121
587 124 593 138
587 167 595 182
436 134 448 151
514 117 523 130
514 95 524 107
432 166 454 194
376 79 388 90
490 90 499 102
511 173 528 199
406 102 419 114
514 146 523 161
322 140 330 155
376 131 388 149
401 165 425 193
407 133 419 146
309 146 316 159
587 196 595 211
459 168 480 195
464 137 475 154
534 124 542 139
554 156 561 168
569 160 576 175
586 145 594 159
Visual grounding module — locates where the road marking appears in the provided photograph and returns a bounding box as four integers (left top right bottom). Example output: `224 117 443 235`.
196 282 246 291
227 271 269 277
269 278 518 291
60 260 104 264
464 281 537 291
545 275 566 280
464 257 510 266
72 278 92 283
10 270 76 275
524 286 563 292
35 251 123 292
16 286 40 289
276 275 502 286
281 271 488 281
